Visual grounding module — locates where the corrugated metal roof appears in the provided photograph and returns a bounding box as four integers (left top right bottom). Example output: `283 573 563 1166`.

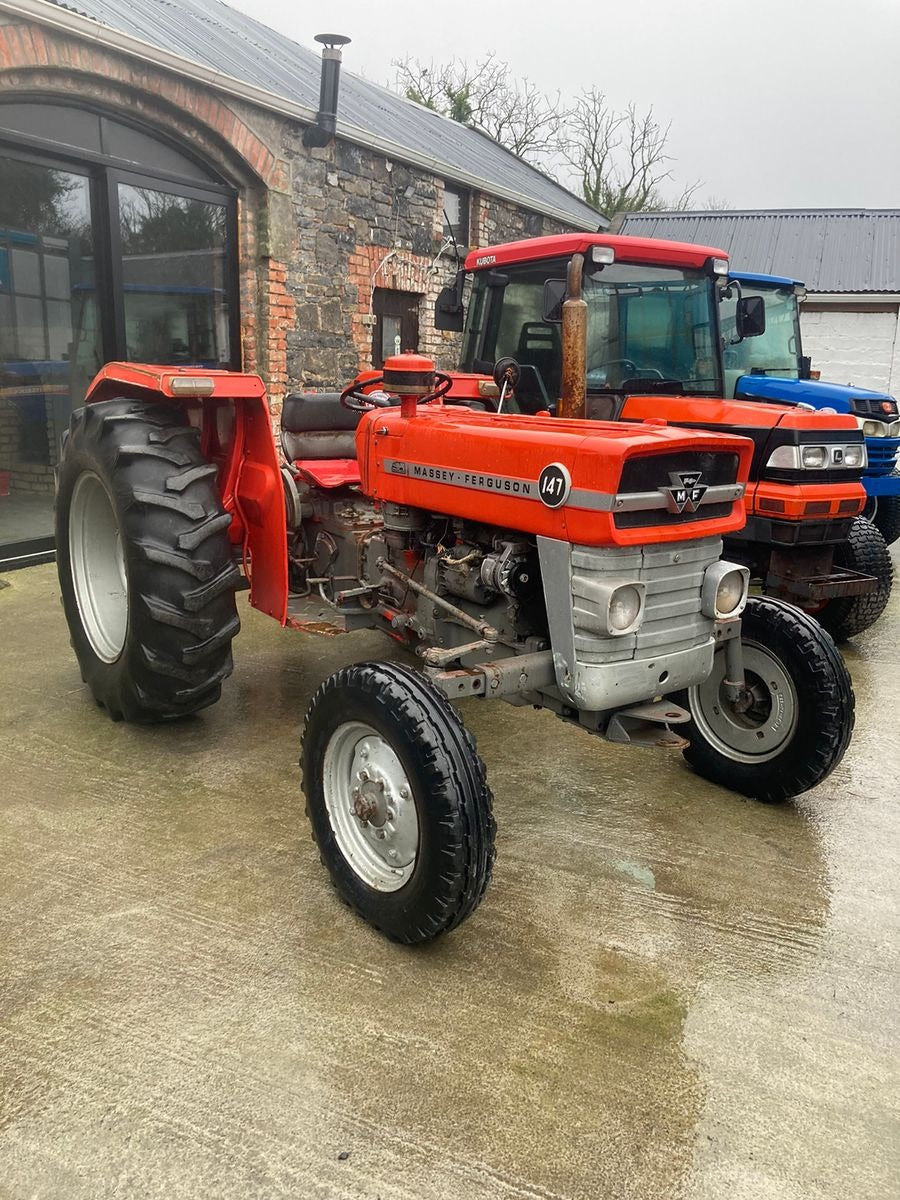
34 0 604 230
617 210 900 293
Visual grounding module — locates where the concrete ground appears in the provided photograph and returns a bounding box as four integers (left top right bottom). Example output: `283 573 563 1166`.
1 559 898 1200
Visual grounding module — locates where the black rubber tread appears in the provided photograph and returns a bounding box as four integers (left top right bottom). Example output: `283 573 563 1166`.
675 595 855 804
871 475 900 546
55 398 240 722
816 516 893 641
301 661 496 943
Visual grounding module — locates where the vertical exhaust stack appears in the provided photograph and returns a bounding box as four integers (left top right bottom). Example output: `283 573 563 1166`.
558 253 587 421
303 33 351 147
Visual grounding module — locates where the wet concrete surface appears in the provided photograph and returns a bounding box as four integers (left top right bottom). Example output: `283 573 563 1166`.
1 558 899 1199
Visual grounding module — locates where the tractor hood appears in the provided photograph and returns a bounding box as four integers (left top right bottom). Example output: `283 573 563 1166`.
735 374 897 415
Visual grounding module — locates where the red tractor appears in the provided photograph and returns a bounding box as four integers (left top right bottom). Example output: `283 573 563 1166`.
55 354 853 942
436 233 893 642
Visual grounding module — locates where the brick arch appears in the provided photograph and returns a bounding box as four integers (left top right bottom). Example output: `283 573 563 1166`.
0 21 283 189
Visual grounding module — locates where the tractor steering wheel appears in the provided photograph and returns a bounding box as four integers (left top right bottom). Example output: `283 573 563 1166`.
340 371 453 412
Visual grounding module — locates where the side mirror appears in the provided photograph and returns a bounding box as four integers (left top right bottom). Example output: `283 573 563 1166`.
799 355 812 380
735 294 766 340
434 269 465 332
542 278 567 323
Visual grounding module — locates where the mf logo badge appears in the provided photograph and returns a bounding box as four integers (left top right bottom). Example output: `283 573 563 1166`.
663 470 707 514
538 462 572 509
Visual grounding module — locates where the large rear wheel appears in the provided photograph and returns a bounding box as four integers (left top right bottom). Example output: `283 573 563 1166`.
56 399 240 721
302 661 496 942
676 596 854 803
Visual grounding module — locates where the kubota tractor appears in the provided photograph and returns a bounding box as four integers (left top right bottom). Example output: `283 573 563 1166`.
55 353 853 942
436 233 893 641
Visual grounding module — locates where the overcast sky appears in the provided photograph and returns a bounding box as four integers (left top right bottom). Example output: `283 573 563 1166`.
227 0 899 211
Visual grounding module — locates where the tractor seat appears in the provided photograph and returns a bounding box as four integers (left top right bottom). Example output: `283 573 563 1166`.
282 391 363 461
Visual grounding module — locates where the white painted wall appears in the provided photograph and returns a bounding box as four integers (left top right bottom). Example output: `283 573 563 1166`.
799 306 899 395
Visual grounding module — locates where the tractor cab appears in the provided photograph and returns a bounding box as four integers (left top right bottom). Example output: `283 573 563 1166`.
440 234 892 638
720 271 900 542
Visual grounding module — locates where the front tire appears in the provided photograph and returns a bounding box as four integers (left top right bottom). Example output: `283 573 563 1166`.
866 475 900 546
56 399 240 721
677 596 854 803
302 661 496 943
816 516 893 641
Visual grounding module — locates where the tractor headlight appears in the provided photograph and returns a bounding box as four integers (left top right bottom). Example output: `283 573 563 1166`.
766 443 866 471
577 579 647 636
608 584 644 632
801 444 828 468
701 562 750 620
862 419 887 437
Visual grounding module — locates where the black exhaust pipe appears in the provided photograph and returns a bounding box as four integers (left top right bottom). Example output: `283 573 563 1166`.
303 33 351 147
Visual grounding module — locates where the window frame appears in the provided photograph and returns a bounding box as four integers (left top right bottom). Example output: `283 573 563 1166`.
0 106 240 369
442 182 470 247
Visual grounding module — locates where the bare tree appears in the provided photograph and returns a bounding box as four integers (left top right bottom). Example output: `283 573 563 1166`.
563 88 699 215
394 55 565 168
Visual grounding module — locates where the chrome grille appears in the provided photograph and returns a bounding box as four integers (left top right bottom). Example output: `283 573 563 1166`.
571 536 721 666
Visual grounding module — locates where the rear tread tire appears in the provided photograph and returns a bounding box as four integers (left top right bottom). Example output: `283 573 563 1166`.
817 516 893 641
302 661 496 943
56 398 239 722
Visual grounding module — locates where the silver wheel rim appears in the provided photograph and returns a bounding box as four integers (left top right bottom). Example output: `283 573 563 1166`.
688 639 798 764
322 721 419 892
68 471 128 663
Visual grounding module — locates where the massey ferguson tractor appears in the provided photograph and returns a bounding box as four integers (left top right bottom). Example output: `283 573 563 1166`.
435 233 893 641
55 347 853 943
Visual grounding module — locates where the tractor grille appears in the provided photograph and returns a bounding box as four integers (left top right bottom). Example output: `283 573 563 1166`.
865 437 900 476
571 536 721 666
614 450 741 529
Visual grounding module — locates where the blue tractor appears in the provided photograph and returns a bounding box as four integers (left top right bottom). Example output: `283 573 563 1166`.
720 271 900 546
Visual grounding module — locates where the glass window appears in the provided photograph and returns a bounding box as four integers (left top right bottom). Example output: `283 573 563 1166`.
721 283 801 398
462 257 723 400
0 158 98 557
443 184 469 243
117 182 231 366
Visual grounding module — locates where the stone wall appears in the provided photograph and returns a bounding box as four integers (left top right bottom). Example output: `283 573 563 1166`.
278 138 575 396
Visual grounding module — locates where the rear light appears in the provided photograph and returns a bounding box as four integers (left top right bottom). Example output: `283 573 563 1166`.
170 376 215 397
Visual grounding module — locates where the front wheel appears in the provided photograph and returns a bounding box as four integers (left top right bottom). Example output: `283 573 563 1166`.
301 661 496 943
676 596 854 803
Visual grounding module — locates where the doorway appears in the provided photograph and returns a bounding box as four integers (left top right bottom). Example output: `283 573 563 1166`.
372 289 420 368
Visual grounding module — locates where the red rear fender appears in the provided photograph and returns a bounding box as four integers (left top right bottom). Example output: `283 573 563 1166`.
84 364 288 624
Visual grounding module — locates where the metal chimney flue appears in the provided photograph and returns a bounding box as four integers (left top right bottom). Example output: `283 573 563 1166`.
304 33 351 147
